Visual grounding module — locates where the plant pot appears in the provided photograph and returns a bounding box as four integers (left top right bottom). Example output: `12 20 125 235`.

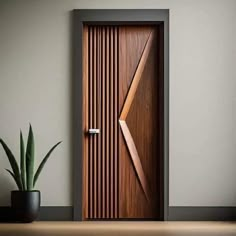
11 190 40 223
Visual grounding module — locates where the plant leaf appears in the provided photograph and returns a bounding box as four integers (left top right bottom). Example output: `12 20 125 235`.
0 139 22 190
33 141 62 187
26 124 34 190
5 169 23 190
20 131 26 190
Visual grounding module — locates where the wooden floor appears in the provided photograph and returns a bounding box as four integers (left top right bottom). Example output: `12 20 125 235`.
0 222 236 236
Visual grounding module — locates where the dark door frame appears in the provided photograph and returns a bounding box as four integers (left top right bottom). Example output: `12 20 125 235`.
73 9 169 221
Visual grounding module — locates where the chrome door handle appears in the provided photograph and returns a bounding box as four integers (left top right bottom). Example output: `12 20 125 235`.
88 128 100 134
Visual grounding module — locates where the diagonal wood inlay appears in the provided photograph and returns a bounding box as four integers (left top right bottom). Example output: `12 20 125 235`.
120 31 154 120
119 31 154 201
119 120 150 201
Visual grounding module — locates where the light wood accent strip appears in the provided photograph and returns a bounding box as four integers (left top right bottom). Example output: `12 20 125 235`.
120 31 154 120
119 120 150 201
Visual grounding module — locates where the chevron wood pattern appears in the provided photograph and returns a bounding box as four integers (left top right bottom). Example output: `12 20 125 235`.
119 31 154 201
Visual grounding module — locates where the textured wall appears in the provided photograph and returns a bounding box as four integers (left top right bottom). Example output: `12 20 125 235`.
0 0 235 206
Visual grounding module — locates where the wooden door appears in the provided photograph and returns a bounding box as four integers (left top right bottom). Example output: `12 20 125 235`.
82 25 164 220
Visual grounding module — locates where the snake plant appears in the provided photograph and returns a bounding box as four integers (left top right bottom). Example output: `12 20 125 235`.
0 125 61 191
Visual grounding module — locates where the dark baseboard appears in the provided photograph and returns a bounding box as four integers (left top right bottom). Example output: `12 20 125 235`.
0 206 73 222
168 207 236 221
38 206 73 221
2 206 236 221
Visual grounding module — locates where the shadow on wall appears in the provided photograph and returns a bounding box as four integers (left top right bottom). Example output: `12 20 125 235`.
0 173 15 206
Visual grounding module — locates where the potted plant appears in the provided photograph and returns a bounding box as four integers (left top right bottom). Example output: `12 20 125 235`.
0 124 61 222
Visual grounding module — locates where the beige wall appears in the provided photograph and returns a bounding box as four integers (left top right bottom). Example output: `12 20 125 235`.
0 0 236 207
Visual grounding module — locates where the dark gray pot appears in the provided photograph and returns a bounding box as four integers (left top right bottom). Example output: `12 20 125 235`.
11 190 40 223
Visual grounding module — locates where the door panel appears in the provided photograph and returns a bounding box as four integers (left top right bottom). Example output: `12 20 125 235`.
83 25 163 220
119 26 157 218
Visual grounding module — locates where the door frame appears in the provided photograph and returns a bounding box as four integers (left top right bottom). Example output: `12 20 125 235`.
73 9 169 221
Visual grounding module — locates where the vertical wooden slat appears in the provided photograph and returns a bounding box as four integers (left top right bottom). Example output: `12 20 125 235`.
116 28 120 218
105 26 110 218
93 27 97 219
89 26 93 218
101 27 106 219
114 26 118 219
117 26 120 219
110 27 114 218
97 27 101 219
103 27 106 219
